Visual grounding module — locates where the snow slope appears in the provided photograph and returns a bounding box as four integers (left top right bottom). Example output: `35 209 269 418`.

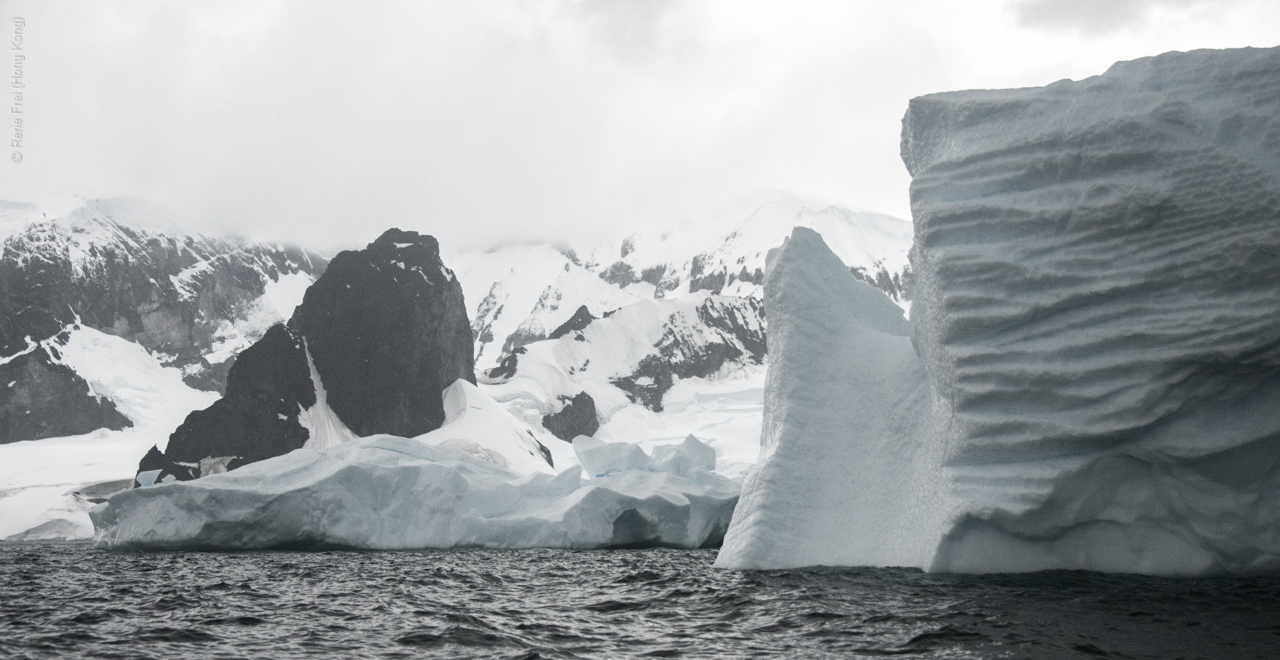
481 293 767 478
0 325 219 539
450 192 913 371
721 46 1280 576
451 245 644 371
91 433 738 551
415 380 555 475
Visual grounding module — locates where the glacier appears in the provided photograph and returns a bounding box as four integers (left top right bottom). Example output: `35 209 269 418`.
719 47 1280 576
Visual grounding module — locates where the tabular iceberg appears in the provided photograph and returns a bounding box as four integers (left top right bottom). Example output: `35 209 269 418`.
719 46 1280 576
90 400 738 551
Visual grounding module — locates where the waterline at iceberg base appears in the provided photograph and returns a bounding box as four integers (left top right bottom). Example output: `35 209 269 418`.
717 46 1280 576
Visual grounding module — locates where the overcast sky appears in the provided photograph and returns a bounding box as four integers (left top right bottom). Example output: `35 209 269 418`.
3 0 1278 251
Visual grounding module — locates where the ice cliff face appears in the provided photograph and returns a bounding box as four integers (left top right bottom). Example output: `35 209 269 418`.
720 46 1280 576
138 229 494 484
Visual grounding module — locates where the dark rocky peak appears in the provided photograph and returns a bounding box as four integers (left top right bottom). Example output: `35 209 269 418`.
366 228 442 263
288 228 475 437
138 228 477 482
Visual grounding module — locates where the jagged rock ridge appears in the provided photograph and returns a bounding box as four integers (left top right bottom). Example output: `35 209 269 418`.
0 199 327 395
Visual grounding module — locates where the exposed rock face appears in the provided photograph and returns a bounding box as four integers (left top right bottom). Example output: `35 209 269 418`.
289 228 475 437
850 264 910 303
0 200 326 395
138 229 475 481
720 46 1280 576
483 347 524 382
147 324 315 483
541 392 600 441
548 305 596 340
0 346 133 443
599 261 639 287
611 296 766 412
455 195 914 373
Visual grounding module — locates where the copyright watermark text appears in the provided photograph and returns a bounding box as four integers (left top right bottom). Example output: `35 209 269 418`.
10 16 24 163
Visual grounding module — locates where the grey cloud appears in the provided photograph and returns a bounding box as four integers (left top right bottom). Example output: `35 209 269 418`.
4 1 1276 255
1011 0 1217 35
569 0 679 59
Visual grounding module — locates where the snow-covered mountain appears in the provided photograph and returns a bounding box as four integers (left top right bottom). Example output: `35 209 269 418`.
452 192 913 373
577 193 912 302
0 198 326 396
443 192 912 477
0 191 912 541
0 198 325 539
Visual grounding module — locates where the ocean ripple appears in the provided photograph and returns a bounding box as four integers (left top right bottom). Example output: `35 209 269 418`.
1 542 1278 658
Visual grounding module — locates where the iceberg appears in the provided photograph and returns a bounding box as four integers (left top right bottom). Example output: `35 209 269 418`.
719 47 1280 575
90 404 738 551
716 228 945 571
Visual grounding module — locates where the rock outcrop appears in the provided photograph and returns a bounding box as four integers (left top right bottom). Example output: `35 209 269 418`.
609 296 766 412
142 324 315 483
290 229 476 437
719 46 1280 576
541 391 600 442
138 229 479 481
0 344 133 444
548 305 596 340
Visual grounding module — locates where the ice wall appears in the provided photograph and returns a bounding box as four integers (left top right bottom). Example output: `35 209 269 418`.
720 47 1280 575
715 228 944 570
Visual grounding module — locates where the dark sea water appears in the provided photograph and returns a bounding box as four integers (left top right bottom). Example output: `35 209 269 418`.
2 542 1279 659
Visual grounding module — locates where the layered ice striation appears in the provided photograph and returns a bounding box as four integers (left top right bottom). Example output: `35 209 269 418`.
91 419 737 551
720 47 1280 575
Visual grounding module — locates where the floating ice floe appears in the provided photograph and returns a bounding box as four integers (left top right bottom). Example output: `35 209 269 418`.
91 411 738 551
